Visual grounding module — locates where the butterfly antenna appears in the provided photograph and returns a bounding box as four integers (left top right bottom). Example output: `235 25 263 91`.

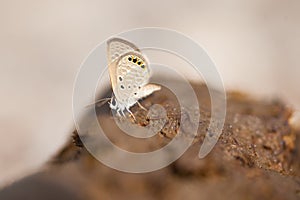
85 97 111 108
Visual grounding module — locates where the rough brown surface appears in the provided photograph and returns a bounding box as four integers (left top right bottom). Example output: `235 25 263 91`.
0 82 299 200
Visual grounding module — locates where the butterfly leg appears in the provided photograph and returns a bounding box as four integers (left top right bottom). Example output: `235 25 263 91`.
137 101 147 111
126 108 136 121
116 108 123 117
120 109 126 117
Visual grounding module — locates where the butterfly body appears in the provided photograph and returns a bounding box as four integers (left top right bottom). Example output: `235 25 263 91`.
107 38 161 116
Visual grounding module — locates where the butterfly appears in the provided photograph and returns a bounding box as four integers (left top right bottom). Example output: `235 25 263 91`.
106 38 161 118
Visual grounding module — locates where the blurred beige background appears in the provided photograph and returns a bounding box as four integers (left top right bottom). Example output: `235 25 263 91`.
0 0 299 186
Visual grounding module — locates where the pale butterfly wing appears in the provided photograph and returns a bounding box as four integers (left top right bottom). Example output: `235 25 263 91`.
107 38 140 64
107 38 140 92
135 84 161 100
107 38 161 111
115 51 155 108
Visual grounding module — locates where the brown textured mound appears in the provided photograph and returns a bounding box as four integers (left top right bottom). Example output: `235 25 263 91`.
0 82 299 200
